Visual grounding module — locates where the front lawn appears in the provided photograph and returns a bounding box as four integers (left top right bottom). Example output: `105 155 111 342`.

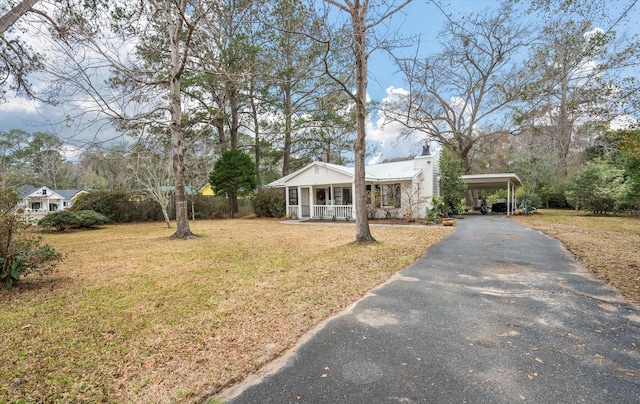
0 219 452 403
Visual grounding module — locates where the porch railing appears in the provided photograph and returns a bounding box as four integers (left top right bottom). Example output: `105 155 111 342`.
288 204 354 220
287 206 298 218
313 205 353 219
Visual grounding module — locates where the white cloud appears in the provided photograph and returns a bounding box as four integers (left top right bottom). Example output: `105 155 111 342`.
366 86 429 164
1 96 41 114
610 114 637 130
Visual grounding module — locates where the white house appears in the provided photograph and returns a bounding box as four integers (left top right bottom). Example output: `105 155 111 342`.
17 185 86 219
267 146 440 220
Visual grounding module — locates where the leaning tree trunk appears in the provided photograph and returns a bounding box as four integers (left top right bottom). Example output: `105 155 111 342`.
0 0 39 34
161 204 171 228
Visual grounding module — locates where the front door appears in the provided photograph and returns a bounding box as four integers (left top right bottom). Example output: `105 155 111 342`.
301 187 310 217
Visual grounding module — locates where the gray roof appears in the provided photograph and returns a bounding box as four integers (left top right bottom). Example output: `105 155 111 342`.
17 185 85 200
267 159 422 188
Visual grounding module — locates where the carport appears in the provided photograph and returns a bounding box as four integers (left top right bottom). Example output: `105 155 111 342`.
461 173 522 216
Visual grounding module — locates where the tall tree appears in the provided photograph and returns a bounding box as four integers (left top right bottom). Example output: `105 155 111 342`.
263 0 327 176
208 149 257 219
0 129 29 187
321 0 411 244
47 0 224 238
514 19 627 177
382 5 530 174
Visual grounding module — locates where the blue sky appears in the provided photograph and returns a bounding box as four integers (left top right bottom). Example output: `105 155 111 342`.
367 0 498 102
1 0 638 163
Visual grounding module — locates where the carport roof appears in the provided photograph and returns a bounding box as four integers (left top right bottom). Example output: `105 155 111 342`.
461 173 522 190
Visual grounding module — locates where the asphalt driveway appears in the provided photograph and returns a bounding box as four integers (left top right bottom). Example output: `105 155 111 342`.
218 215 640 403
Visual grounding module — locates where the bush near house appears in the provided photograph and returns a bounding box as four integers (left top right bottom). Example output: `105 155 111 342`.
38 210 108 231
0 188 63 289
70 190 163 223
190 195 230 219
565 159 630 214
251 188 285 218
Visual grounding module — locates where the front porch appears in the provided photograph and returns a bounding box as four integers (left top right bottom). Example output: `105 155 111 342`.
286 184 354 220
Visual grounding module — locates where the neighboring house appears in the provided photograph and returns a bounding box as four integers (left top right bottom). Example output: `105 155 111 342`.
267 146 440 220
17 185 87 219
199 184 216 196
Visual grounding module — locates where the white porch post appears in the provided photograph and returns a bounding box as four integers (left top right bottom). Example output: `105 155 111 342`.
297 186 302 219
285 186 290 217
330 185 334 205
512 182 517 215
506 181 511 216
352 182 356 219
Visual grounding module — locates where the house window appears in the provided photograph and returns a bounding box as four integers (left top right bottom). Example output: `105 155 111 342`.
366 184 381 205
382 183 401 208
41 189 47 195
288 189 298 205
342 187 352 205
31 202 41 211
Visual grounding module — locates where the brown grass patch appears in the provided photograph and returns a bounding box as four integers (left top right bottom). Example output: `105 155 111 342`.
0 219 452 402
512 209 640 304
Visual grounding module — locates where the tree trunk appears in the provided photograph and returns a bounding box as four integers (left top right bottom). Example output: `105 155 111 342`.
0 0 39 34
250 87 262 186
228 83 239 150
352 1 375 244
216 119 226 154
228 190 238 218
558 75 572 177
164 0 193 239
282 83 292 176
161 204 171 228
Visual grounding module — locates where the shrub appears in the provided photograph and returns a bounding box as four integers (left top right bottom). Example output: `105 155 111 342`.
565 159 630 214
75 210 109 228
439 146 467 216
190 195 229 219
38 211 80 231
516 187 543 214
1 188 63 289
71 190 162 223
251 188 285 218
39 210 108 231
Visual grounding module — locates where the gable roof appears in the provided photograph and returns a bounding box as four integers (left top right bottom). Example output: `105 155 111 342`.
365 160 421 181
267 159 423 188
56 189 85 200
17 185 85 201
17 185 38 198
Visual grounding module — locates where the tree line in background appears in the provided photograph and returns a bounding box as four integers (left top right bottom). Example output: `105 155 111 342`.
1 0 639 238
